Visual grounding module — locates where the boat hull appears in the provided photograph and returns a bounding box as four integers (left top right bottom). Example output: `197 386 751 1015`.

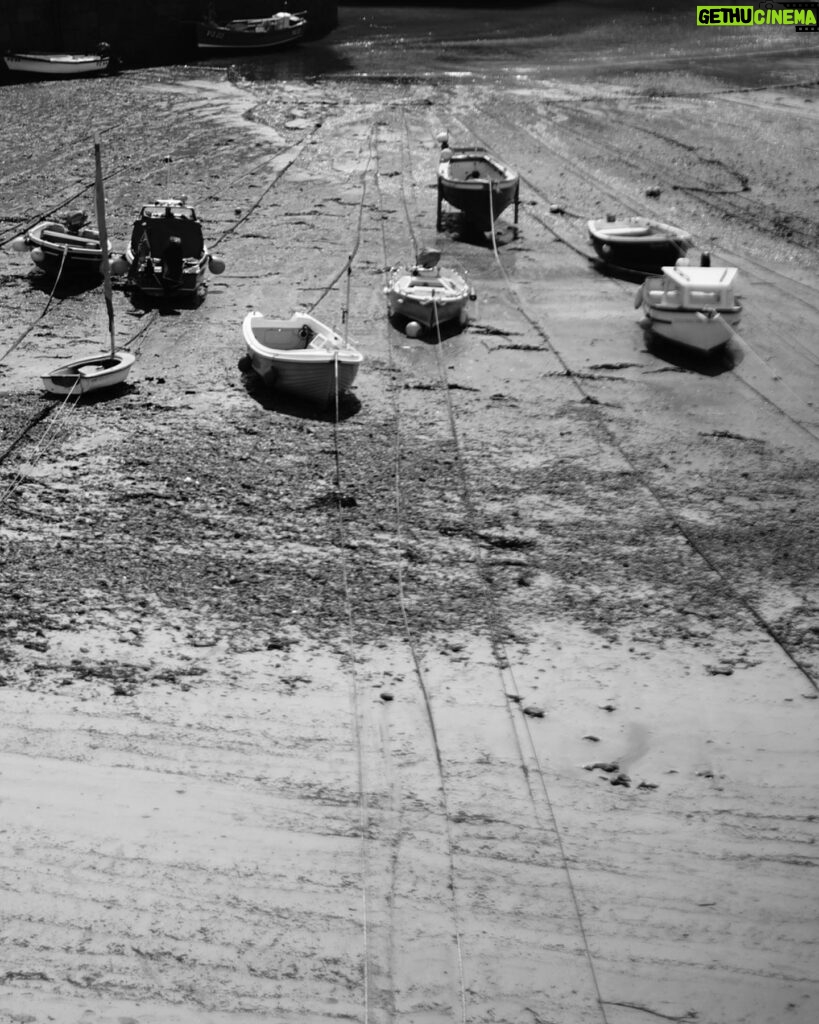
25 221 110 277
642 306 740 352
438 151 519 232
196 16 306 51
42 352 135 396
4 53 109 76
386 267 470 329
243 312 362 406
588 217 692 274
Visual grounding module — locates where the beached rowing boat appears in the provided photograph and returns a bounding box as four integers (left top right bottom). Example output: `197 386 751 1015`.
385 247 473 334
3 48 112 77
588 215 693 275
437 134 520 234
243 311 363 406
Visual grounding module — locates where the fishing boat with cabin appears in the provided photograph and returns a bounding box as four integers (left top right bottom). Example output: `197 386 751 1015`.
385 247 473 335
12 211 113 278
195 8 307 52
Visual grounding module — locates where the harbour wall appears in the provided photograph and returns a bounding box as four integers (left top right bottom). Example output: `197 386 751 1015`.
1 2 338 71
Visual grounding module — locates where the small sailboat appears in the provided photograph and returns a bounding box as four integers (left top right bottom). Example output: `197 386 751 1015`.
242 310 363 406
636 260 741 354
42 142 135 397
385 247 473 335
436 132 520 234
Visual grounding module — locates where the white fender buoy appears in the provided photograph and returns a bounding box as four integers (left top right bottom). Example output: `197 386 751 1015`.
109 255 129 275
405 321 422 338
30 247 45 264
208 255 225 275
11 236 28 252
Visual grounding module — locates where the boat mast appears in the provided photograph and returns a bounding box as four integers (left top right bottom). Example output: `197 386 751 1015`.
94 139 115 357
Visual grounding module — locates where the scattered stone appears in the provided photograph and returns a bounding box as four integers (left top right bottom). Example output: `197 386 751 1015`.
706 663 734 676
645 185 662 197
380 691 394 702
507 693 522 703
599 703 617 712
610 772 631 787
583 761 619 773
637 781 659 790
582 734 600 742
522 704 545 718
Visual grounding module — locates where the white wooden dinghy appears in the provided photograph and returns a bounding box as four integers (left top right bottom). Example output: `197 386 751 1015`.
243 311 363 406
385 247 473 334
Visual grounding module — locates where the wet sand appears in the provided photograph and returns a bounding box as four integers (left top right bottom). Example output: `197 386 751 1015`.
1 60 818 1024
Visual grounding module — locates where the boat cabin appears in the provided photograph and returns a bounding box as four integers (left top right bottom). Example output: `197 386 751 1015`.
648 265 739 311
131 205 204 260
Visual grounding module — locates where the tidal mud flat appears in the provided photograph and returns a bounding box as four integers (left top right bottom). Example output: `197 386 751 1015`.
0 59 818 1024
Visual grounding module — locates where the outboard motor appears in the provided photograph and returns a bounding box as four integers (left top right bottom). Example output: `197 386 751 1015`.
161 236 184 290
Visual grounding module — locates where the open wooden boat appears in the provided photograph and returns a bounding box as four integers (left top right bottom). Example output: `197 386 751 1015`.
3 48 111 77
437 134 519 234
42 351 136 396
243 311 363 406
13 211 112 278
588 215 693 275
195 10 307 51
125 198 224 301
42 142 135 397
637 263 741 354
385 247 473 333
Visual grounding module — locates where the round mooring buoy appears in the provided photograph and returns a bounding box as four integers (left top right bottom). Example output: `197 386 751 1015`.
405 321 423 338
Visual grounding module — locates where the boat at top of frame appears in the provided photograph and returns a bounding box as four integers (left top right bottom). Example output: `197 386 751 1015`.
195 10 307 52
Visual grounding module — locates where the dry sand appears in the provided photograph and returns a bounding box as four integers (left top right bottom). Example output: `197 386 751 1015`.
0 61 818 1024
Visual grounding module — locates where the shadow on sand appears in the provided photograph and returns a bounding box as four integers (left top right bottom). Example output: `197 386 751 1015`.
238 363 362 423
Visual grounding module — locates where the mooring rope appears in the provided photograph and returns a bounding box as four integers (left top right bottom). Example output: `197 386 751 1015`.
0 244 69 367
0 379 82 509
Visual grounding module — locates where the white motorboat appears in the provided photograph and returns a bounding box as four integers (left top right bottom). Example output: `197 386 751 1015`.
195 10 307 51
243 311 363 406
638 263 741 354
125 198 224 302
385 247 473 334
